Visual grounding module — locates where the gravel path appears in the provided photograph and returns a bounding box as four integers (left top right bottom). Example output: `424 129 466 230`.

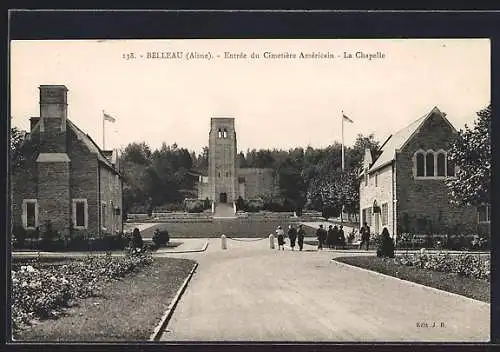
160 239 489 342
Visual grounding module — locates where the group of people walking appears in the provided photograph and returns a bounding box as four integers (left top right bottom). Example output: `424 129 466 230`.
315 224 346 250
274 221 372 251
275 224 306 251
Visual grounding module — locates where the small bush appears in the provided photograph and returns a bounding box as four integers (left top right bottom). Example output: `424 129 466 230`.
12 225 27 249
152 229 170 247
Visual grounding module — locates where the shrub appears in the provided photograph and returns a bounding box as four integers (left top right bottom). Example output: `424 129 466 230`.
152 229 170 247
12 225 26 249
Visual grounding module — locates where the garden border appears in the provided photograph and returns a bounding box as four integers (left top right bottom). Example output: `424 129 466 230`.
332 258 490 306
149 262 199 341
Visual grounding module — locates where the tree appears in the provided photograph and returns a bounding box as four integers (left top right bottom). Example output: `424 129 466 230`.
347 133 381 170
10 127 27 170
446 104 491 206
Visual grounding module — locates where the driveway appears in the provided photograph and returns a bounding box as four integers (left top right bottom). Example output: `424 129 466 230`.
159 238 490 342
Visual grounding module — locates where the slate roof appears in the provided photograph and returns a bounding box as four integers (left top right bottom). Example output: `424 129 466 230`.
66 119 121 174
368 106 446 173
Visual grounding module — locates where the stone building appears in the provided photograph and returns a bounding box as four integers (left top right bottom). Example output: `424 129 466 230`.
196 117 279 203
359 107 485 238
11 85 123 237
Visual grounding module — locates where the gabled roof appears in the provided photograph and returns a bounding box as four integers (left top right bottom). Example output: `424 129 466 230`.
368 106 451 173
67 119 120 174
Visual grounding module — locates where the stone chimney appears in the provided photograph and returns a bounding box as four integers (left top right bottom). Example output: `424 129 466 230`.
363 148 373 169
38 85 68 153
35 85 71 236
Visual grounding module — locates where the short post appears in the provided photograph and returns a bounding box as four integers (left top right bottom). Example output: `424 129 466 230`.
221 234 227 250
269 233 275 249
212 202 215 213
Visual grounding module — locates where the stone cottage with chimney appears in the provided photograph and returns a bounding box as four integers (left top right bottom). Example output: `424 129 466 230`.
11 85 123 238
359 106 485 238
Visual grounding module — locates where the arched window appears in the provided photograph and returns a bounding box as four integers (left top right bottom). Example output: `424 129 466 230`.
225 171 229 177
218 171 221 178
218 129 222 138
437 152 446 176
416 152 425 177
223 128 228 138
426 152 435 176
447 156 455 177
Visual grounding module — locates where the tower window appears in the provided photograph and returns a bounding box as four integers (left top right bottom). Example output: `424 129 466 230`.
223 128 228 138
218 129 222 138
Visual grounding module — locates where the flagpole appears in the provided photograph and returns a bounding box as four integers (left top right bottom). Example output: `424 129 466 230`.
341 110 344 225
341 110 345 172
102 110 105 150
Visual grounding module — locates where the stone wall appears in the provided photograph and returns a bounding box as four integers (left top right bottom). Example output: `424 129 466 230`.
237 168 277 199
359 164 394 236
396 112 477 233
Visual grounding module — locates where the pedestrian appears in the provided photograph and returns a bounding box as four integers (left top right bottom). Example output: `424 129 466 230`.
131 227 144 253
338 225 346 249
327 225 335 249
332 225 340 249
276 226 285 250
316 224 327 250
359 222 371 250
288 224 297 251
297 224 305 251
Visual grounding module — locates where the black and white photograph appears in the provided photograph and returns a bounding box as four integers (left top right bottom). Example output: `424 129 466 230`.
9 36 491 343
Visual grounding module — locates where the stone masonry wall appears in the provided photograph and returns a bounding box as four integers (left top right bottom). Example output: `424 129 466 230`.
37 161 71 236
359 164 394 236
67 130 99 234
396 112 477 233
99 164 123 235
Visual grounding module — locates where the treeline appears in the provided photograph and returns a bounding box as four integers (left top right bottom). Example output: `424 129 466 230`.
119 134 381 217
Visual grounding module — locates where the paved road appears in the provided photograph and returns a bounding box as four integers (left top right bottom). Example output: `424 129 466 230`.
160 239 490 342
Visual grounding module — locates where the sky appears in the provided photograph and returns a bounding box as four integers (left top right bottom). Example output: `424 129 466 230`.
10 39 490 155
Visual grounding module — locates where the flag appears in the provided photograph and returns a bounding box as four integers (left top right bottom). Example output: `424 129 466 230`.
342 114 354 123
103 112 116 123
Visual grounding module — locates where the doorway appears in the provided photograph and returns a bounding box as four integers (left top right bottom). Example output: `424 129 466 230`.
219 193 227 203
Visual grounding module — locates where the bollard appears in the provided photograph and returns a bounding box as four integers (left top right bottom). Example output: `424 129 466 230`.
269 233 275 249
221 234 227 250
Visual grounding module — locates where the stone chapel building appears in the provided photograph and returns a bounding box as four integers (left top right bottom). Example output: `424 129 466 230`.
359 106 487 238
194 117 279 204
11 85 123 237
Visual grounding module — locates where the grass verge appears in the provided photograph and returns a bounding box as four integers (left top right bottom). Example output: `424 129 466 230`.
15 257 197 341
334 256 490 303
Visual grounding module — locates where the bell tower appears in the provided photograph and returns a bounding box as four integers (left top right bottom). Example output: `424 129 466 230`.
208 117 238 203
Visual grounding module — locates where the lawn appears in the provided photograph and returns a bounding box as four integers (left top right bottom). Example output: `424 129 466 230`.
141 219 317 238
334 256 490 303
14 257 196 341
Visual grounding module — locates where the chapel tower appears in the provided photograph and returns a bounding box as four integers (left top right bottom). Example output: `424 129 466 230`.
208 118 238 203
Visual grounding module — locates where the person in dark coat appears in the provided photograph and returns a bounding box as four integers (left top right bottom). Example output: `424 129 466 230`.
131 228 144 252
359 222 371 250
297 224 305 251
288 224 297 251
316 224 327 250
327 225 335 249
338 225 346 249
332 225 340 249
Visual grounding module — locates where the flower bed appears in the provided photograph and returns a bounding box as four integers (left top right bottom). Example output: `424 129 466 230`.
11 252 154 337
394 252 490 281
